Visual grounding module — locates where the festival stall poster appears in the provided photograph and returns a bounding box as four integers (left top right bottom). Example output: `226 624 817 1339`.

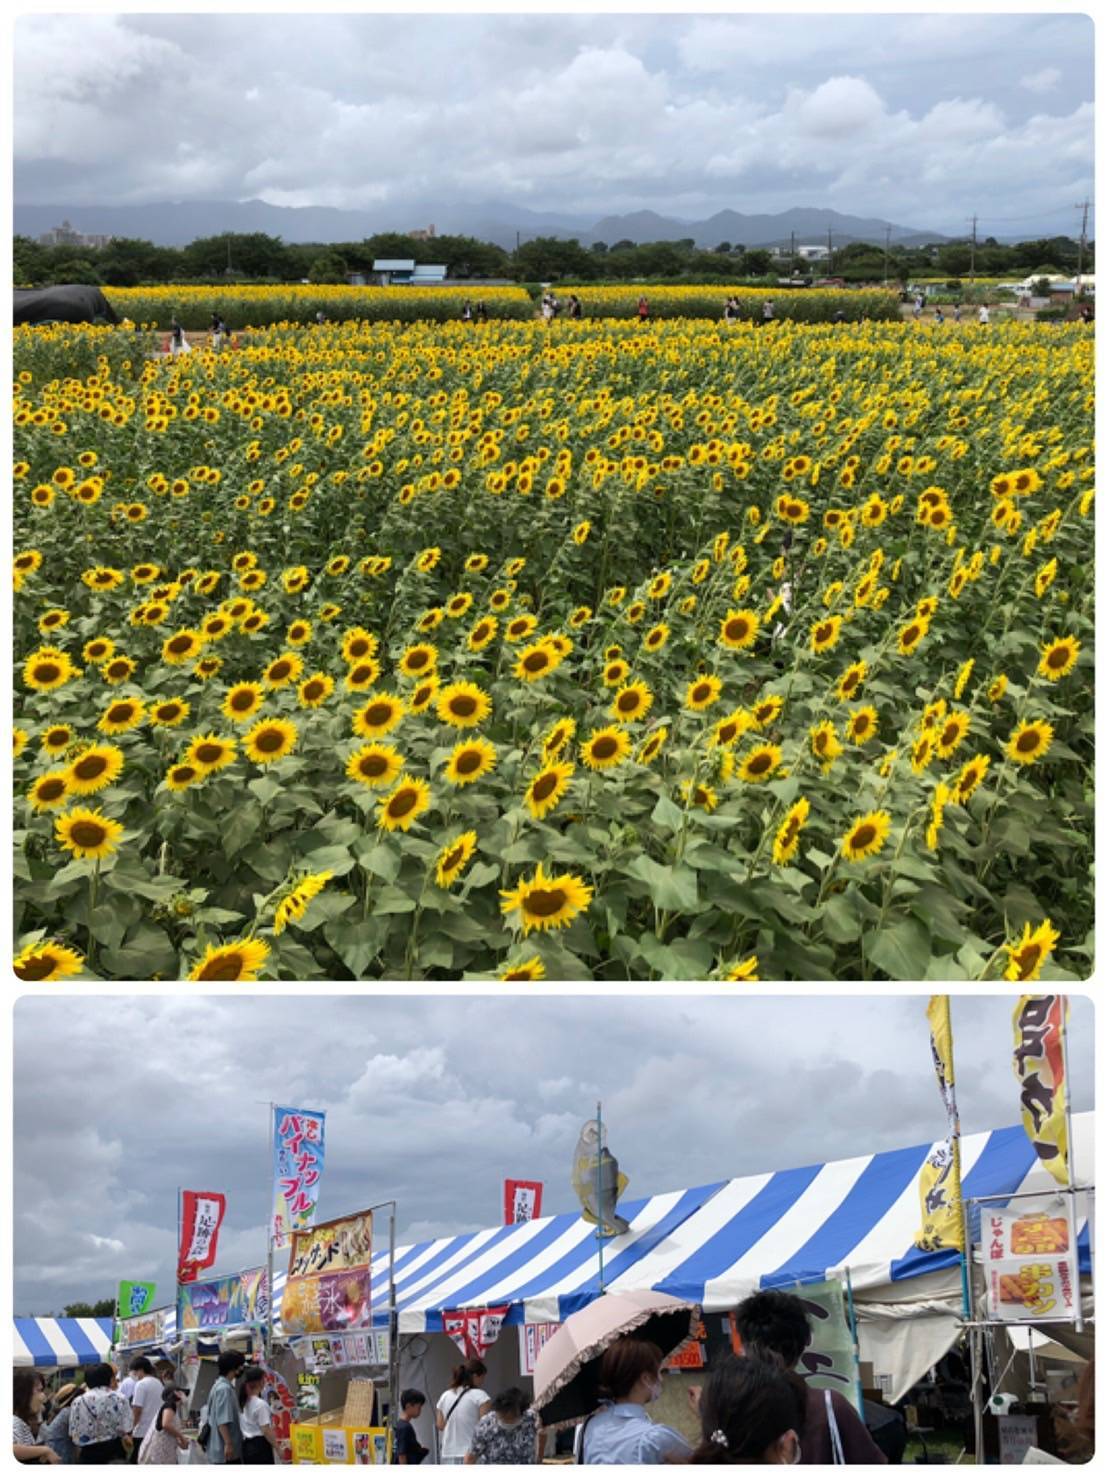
518 1322 560 1377
663 1317 708 1371
261 1364 295 1464
443 1306 509 1360
330 1336 348 1368
292 1424 321 1464
118 1281 156 1318
297 1373 321 1415
985 1205 1078 1323
310 1336 334 1371
177 1190 227 1284
282 1209 373 1334
724 1280 861 1414
116 1306 168 1349
323 1430 349 1462
272 1106 326 1249
177 1267 268 1332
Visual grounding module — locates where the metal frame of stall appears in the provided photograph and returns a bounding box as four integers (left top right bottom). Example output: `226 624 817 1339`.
959 1180 1094 1464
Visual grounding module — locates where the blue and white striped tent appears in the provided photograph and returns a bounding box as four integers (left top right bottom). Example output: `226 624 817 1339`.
14 1316 114 1369
59 1114 1088 1398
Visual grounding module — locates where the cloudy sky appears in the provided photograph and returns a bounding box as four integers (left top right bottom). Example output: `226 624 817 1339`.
13 993 1094 1313
12 9 1093 234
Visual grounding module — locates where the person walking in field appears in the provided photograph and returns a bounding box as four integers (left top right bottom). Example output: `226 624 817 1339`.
978 303 990 326
637 295 650 324
761 298 775 325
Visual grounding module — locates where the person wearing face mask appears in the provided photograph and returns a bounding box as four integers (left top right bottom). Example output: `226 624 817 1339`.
578 1336 691 1463
464 1387 541 1463
688 1357 805 1465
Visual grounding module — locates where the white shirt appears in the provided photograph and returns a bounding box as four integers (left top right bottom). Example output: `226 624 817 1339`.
118 1376 136 1403
239 1394 272 1441
436 1387 488 1459
131 1375 163 1437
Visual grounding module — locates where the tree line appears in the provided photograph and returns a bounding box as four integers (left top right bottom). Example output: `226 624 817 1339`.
14 227 1093 288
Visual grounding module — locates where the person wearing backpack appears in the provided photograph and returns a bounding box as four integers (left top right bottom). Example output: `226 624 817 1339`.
205 1350 247 1464
435 1359 492 1464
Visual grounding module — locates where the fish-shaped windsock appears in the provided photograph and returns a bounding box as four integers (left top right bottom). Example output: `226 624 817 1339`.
572 1119 630 1237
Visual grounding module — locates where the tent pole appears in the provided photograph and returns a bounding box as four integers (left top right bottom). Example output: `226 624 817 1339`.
389 1200 399 1461
970 1325 985 1466
595 1101 605 1294
1058 998 1084 1333
266 1103 275 1364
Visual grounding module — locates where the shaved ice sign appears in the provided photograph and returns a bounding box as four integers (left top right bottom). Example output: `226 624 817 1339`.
281 1209 373 1334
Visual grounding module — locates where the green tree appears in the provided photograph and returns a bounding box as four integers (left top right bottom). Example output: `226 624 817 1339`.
308 251 348 283
512 236 596 281
937 242 973 276
13 235 48 286
181 232 292 279
47 257 102 285
739 248 773 276
62 1298 116 1318
97 237 181 287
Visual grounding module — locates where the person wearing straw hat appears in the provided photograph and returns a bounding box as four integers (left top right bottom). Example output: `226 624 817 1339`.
41 1383 80 1463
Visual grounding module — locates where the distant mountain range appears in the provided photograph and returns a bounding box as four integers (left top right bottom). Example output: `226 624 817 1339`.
14 198 954 252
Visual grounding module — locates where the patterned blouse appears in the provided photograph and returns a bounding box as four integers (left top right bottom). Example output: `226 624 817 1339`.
468 1409 539 1464
68 1388 133 1447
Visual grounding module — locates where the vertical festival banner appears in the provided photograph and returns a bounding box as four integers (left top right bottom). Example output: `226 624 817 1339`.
118 1281 156 1318
178 1191 227 1284
915 996 964 1251
503 1179 543 1225
272 1106 326 1249
1012 997 1070 1186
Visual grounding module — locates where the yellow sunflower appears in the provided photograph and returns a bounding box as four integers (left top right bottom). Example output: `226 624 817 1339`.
952 753 991 803
435 831 478 888
1037 636 1079 682
934 710 971 760
1004 919 1061 982
637 726 669 764
681 779 718 812
610 682 654 724
27 771 72 812
398 644 438 679
161 628 205 665
187 936 270 982
845 705 878 745
64 744 124 796
738 743 782 783
437 681 491 728
222 682 265 723
298 673 335 708
23 649 76 693
344 658 383 692
346 742 405 789
524 761 574 820
377 775 432 832
467 616 499 652
810 615 843 653
581 726 632 770
514 643 561 682
13 939 85 982
55 806 124 860
772 796 810 865
444 737 498 787
273 871 333 935
97 698 145 735
542 717 576 758
263 652 304 689
498 956 546 980
186 734 238 774
841 810 892 862
149 698 190 728
724 956 760 981
40 723 74 756
243 718 298 765
1006 720 1054 766
685 674 723 712
353 692 406 738
501 862 593 935
165 762 204 792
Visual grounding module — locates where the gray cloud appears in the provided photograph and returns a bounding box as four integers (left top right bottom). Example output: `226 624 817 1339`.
12 12 1093 234
13 994 1094 1313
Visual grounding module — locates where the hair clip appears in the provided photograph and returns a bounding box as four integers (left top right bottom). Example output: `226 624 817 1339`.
711 1430 728 1447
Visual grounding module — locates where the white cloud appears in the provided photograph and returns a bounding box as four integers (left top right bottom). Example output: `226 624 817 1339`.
1021 66 1062 94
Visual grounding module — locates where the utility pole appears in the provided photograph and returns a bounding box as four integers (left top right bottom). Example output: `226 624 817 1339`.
884 224 891 286
790 229 796 268
968 214 977 285
1075 198 1090 285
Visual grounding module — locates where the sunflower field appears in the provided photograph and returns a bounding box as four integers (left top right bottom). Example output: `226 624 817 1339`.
12 315 1093 982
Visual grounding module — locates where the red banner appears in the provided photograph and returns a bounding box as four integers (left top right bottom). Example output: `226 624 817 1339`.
504 1180 543 1225
178 1191 227 1284
442 1306 509 1360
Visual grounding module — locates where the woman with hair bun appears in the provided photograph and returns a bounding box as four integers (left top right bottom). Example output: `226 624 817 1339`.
436 1358 492 1464
688 1357 805 1465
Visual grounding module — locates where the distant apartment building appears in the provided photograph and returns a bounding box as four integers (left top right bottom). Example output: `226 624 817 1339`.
36 219 113 249
409 225 437 241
